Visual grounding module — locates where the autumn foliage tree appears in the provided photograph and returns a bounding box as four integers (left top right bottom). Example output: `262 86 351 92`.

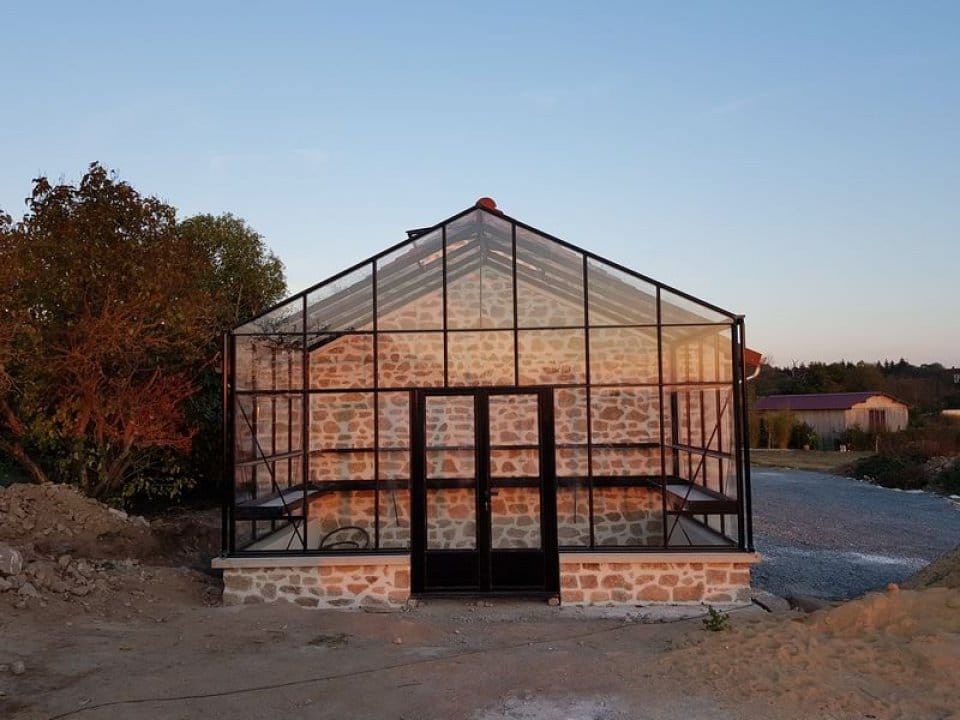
0 164 284 502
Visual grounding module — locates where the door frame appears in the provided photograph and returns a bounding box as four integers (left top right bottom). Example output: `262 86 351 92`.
410 387 559 596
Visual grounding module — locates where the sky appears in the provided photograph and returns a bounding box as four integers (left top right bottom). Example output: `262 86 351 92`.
1 1 957 367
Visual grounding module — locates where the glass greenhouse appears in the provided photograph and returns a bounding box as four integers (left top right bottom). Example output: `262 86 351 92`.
222 200 756 597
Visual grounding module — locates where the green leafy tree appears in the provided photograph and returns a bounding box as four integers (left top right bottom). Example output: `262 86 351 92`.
176 213 286 494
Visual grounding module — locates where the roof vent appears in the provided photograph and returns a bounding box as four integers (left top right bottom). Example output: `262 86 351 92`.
475 197 498 211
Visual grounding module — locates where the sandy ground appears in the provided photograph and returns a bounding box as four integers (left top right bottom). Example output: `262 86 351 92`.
1 482 958 720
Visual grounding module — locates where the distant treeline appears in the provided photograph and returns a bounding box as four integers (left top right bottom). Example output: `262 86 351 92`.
751 360 960 415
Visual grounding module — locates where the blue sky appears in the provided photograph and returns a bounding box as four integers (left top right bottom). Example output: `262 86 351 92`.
2 1 957 366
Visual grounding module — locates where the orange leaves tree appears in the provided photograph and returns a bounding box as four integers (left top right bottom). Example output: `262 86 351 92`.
0 164 284 501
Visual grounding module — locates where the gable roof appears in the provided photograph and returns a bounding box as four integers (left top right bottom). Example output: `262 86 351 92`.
234 201 741 345
755 392 905 412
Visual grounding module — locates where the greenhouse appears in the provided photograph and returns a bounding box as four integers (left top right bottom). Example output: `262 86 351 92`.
215 199 761 608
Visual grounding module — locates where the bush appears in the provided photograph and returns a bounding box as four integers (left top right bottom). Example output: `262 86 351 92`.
847 453 928 490
765 411 795 449
789 421 819 450
930 461 960 496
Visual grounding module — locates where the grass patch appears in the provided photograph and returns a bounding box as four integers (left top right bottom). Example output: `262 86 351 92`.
750 449 872 473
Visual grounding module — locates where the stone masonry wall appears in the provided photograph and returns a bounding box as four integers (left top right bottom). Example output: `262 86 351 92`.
559 558 753 605
220 555 754 609
222 561 410 609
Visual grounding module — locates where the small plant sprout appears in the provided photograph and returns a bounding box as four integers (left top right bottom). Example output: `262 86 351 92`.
702 604 731 632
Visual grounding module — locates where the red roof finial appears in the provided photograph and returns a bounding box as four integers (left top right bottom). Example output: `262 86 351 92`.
476 197 497 211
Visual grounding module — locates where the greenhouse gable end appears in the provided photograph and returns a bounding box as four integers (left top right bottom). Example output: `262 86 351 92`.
214 200 759 608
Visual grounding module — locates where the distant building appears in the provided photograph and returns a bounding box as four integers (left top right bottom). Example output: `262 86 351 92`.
755 392 909 447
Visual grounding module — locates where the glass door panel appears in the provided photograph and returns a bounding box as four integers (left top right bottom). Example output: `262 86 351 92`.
425 395 477 550
487 395 542 550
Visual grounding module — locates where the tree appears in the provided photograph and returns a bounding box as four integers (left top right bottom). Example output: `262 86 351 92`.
176 213 286 493
0 164 285 502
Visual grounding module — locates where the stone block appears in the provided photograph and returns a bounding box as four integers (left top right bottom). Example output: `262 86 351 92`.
600 574 630 589
579 574 598 589
672 583 705 602
706 569 728 585
224 573 253 591
637 584 670 602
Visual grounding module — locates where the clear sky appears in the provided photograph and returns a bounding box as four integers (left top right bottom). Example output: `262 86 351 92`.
2 1 957 366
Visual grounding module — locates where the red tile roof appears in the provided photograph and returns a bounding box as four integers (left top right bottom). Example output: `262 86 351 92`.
755 392 904 411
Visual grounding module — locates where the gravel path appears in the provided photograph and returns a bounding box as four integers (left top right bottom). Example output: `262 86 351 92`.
750 467 960 600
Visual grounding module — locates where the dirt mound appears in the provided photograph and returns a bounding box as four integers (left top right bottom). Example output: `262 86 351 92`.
0 483 222 615
0 482 157 560
663 587 960 720
903 545 960 590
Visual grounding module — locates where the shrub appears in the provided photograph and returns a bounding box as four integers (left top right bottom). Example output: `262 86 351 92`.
765 411 795 449
789 421 819 450
702 605 731 631
847 453 928 490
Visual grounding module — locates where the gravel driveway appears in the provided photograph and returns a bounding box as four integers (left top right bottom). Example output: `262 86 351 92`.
750 467 960 600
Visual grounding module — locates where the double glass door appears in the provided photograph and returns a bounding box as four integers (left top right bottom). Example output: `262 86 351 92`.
411 388 558 594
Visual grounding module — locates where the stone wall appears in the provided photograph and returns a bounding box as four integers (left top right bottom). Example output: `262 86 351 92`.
559 556 754 605
221 559 410 609
217 553 757 609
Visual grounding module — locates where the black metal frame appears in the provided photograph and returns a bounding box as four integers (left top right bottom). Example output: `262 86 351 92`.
411 387 559 595
222 203 754 564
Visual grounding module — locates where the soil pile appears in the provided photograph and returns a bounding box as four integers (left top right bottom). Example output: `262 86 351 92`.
0 483 220 615
903 545 960 590
0 482 155 560
663 587 960 720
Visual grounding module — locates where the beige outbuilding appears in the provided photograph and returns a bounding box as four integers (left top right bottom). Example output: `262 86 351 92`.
755 392 908 447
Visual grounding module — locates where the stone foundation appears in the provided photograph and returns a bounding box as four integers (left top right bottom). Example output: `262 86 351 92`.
214 556 410 610
558 552 758 605
214 552 758 609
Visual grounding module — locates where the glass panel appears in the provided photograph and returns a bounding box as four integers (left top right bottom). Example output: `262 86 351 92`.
306 264 374 333
590 387 660 445
446 211 514 329
447 331 515 386
588 327 659 385
587 259 657 326
554 388 588 445
489 394 541 550
490 487 541 549
662 325 733 384
377 391 410 448
517 329 585 385
308 393 375 483
308 490 375 551
379 483 410 549
593 486 664 547
234 395 303 463
377 332 444 388
234 335 303 391
376 228 444 331
236 296 304 334
557 482 590 546
556 447 589 477
660 288 731 325
309 333 373 389
488 394 539 446
516 226 584 328
591 446 661 476
377 391 410 548
426 395 476 550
